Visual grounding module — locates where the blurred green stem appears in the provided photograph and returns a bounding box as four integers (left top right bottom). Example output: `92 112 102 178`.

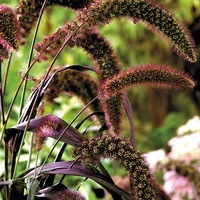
19 0 48 117
0 59 8 198
0 59 5 125
0 53 12 143
26 132 34 171
12 0 48 179
2 53 12 96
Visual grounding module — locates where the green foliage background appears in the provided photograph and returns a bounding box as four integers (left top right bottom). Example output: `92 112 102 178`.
2 0 199 151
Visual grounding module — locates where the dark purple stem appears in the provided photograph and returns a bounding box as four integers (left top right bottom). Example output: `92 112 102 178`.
122 93 135 147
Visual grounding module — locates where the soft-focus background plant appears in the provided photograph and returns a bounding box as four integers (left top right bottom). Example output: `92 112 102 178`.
0 0 200 199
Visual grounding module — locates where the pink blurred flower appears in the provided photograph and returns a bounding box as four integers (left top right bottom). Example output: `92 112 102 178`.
163 170 198 200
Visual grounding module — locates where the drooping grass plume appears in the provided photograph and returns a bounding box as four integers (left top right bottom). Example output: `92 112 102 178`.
73 134 158 200
101 65 195 99
37 67 103 124
77 0 197 62
16 0 40 38
100 94 124 134
0 5 20 58
16 0 93 39
35 22 121 81
35 22 124 132
68 26 121 80
41 67 99 105
49 188 86 200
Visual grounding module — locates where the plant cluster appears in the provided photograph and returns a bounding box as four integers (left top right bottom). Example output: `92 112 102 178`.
0 0 198 199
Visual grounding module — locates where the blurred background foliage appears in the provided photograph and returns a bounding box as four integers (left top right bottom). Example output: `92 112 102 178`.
2 0 200 151
1 0 200 199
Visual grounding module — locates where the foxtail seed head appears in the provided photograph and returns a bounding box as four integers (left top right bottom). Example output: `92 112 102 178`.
0 5 20 58
16 0 93 39
100 94 123 134
37 67 103 124
77 0 197 62
74 134 158 199
35 22 121 81
100 65 195 99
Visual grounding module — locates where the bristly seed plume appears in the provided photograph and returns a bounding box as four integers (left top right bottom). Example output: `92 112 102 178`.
0 5 20 59
16 0 94 39
37 67 103 125
100 65 195 99
100 94 124 134
73 134 158 199
77 0 197 62
35 22 121 81
35 22 124 133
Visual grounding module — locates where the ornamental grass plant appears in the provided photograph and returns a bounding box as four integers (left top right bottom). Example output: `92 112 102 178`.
0 0 199 199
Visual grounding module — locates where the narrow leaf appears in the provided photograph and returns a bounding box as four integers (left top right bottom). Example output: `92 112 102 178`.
122 94 135 146
8 115 86 149
25 161 131 200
